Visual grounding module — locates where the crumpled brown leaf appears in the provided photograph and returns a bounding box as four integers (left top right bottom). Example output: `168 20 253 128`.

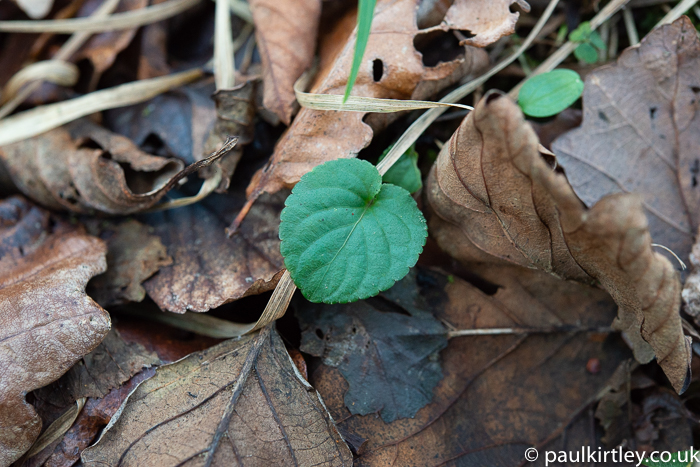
234 0 491 230
250 0 320 125
423 0 530 47
139 187 285 313
0 196 110 466
0 119 226 215
426 91 691 393
309 266 630 465
87 219 172 307
81 326 353 466
552 16 700 263
202 79 257 192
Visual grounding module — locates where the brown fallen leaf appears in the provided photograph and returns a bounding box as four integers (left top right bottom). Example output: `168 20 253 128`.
0 119 230 215
250 0 320 125
202 79 257 192
0 196 109 465
552 16 700 263
81 326 353 466
682 229 700 324
422 0 530 47
87 219 172 307
140 186 285 313
426 91 691 393
308 266 630 465
73 0 148 89
232 0 491 231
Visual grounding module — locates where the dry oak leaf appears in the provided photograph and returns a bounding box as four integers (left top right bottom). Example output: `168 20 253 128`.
250 0 321 125
0 196 110 466
426 91 691 393
310 267 630 466
81 326 353 466
423 0 530 47
140 188 285 313
235 0 490 229
0 119 223 215
87 219 172 307
552 16 700 264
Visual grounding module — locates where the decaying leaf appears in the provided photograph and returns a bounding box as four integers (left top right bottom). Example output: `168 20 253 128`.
423 0 530 47
74 0 148 88
426 91 691 393
552 17 700 263
309 267 630 465
0 119 228 215
81 326 353 466
140 188 285 313
297 270 448 422
87 219 172 307
235 0 491 230
203 79 257 191
683 229 700 324
0 196 109 465
250 0 320 125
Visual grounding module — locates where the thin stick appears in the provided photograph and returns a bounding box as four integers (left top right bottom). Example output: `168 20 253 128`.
214 0 235 90
375 0 561 176
447 326 614 338
0 0 200 33
657 0 700 25
622 7 639 45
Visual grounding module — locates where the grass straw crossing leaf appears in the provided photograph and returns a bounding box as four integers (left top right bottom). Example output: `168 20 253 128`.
280 158 427 304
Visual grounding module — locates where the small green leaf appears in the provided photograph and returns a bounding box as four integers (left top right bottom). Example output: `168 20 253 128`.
343 0 377 102
518 69 584 118
574 42 599 64
280 158 427 304
641 450 695 467
590 30 606 51
569 21 592 42
379 144 422 194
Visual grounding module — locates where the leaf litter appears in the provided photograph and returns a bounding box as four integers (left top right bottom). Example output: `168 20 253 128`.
1 1 700 466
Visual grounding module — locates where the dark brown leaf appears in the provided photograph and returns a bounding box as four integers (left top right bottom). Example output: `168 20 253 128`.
250 0 321 125
87 219 172 307
426 90 691 393
140 188 285 313
0 196 109 465
81 326 353 466
310 267 630 465
0 119 227 215
552 16 700 263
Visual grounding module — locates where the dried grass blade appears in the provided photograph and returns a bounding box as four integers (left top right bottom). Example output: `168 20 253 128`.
214 0 235 90
2 60 78 103
25 398 86 459
0 0 200 33
0 69 203 146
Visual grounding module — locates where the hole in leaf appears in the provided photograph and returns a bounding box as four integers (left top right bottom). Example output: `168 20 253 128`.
650 107 657 119
413 30 464 67
372 59 384 82
315 328 324 339
691 159 699 188
598 111 609 123
692 86 700 93
457 272 500 296
456 29 475 40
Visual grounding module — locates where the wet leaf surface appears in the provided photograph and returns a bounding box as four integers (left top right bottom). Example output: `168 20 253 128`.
308 267 630 466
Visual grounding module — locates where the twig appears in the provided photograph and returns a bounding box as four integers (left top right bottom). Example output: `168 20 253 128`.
214 0 236 90
657 0 700 25
447 325 614 338
0 0 201 33
622 7 639 45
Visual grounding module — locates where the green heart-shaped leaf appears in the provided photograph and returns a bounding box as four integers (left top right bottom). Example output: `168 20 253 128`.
280 158 427 304
518 69 584 118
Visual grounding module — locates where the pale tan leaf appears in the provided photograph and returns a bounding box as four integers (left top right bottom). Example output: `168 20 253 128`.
81 327 353 466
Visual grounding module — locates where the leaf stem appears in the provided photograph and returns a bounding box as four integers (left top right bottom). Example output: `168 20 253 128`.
447 325 614 338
